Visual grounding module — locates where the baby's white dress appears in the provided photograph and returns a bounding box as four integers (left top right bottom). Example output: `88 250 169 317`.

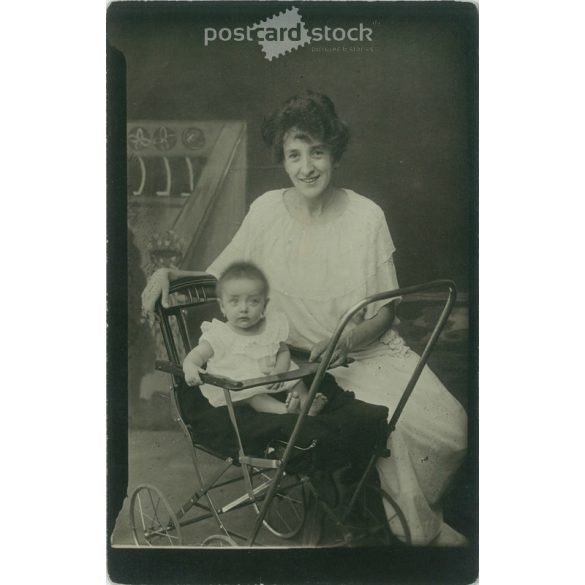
206 188 468 544
199 311 298 407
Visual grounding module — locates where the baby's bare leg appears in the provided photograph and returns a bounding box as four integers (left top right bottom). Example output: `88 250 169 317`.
289 382 328 416
292 381 309 404
247 393 288 414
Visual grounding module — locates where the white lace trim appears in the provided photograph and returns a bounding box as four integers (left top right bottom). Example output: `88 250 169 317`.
379 328 412 359
200 312 288 360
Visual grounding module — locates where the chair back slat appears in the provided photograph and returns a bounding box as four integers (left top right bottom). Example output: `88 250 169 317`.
153 275 221 435
176 310 192 358
155 276 219 357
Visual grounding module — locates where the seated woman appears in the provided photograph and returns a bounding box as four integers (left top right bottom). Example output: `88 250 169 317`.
143 91 468 546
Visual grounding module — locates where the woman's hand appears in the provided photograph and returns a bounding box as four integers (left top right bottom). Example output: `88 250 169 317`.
308 305 395 366
309 336 351 368
141 268 171 324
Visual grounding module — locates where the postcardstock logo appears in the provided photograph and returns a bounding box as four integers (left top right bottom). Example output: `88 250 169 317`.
203 8 373 61
250 7 310 61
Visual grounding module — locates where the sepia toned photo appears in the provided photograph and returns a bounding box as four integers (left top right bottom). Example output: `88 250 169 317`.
107 2 478 583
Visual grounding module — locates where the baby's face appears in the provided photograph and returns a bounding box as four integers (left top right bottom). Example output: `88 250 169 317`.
219 277 267 331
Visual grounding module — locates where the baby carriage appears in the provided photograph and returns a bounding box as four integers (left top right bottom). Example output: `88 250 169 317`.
129 275 457 547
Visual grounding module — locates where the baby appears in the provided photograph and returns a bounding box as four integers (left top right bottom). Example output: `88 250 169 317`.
183 261 328 415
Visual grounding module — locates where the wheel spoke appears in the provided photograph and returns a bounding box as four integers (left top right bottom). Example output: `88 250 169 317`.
131 486 182 547
362 501 379 524
251 472 305 538
275 492 302 506
140 511 158 527
283 501 301 521
275 494 302 521
137 494 147 531
149 529 180 540
272 506 293 532
352 484 410 546
147 490 162 527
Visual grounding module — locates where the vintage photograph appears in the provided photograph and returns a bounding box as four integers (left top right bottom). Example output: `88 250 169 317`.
107 1 478 582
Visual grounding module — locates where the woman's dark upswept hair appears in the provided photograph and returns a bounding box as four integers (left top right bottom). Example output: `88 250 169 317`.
261 91 350 163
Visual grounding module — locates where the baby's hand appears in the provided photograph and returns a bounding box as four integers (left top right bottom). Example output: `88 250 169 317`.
266 369 285 391
183 362 205 386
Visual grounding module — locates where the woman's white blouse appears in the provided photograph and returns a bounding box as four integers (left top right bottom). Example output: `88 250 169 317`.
207 189 404 355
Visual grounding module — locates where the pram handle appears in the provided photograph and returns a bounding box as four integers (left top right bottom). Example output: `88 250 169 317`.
155 358 352 391
248 279 458 545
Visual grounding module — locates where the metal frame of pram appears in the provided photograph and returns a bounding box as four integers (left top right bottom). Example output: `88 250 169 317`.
129 275 456 548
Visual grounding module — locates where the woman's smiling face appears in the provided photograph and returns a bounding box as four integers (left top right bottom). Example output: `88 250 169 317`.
283 130 334 201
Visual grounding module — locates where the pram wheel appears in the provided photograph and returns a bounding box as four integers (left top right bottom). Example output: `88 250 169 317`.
354 483 411 546
202 534 238 547
252 470 306 539
130 484 183 547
